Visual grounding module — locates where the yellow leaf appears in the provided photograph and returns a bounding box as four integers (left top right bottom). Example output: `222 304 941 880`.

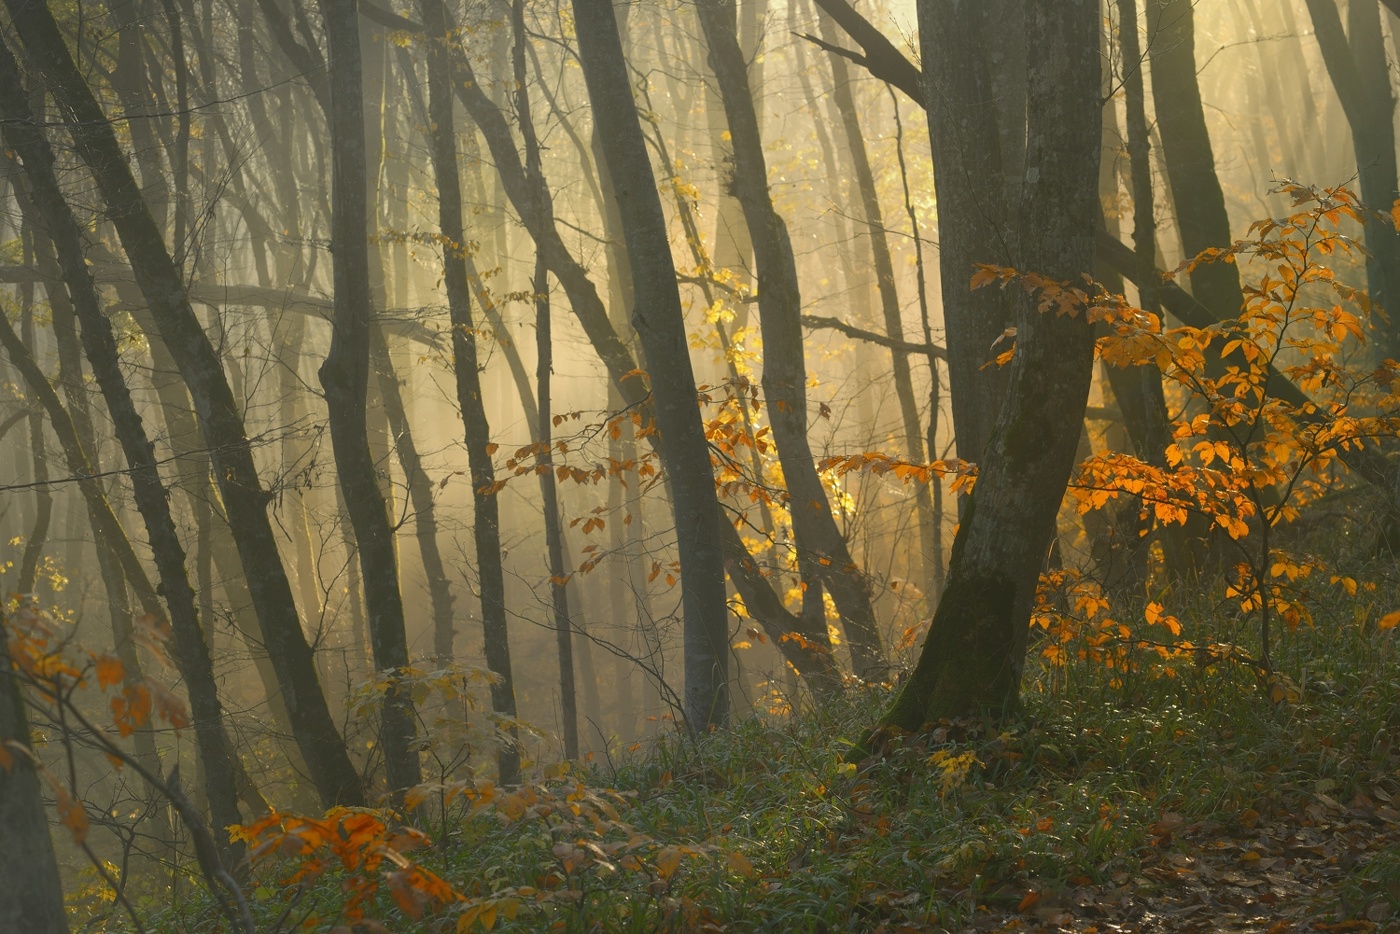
655 845 682 880
724 850 756 879
1378 610 1400 631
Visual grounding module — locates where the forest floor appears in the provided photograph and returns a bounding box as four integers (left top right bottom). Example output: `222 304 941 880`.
128 570 1400 933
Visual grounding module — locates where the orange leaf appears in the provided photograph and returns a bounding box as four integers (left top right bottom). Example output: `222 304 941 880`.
95 655 124 689
1378 610 1400 631
1018 890 1040 912
56 789 89 844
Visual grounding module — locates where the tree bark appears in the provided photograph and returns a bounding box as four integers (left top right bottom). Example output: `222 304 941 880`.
573 0 732 730
879 0 1100 730
695 0 886 678
417 0 520 782
8 0 364 808
919 0 1015 472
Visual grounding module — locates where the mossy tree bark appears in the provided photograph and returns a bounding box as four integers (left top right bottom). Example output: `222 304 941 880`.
879 0 1100 731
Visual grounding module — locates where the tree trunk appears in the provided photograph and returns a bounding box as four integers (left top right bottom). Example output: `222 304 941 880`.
879 0 1100 731
920 0 1016 471
1303 0 1400 359
8 0 364 808
319 0 420 798
0 614 69 934
1145 0 1245 319
0 41 244 850
695 0 885 678
417 0 520 782
816 12 938 603
573 0 733 730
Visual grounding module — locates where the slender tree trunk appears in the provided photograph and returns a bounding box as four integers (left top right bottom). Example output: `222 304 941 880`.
8 0 364 807
319 0 420 797
417 0 520 782
0 44 245 850
1145 0 1245 319
696 0 885 678
573 0 732 729
17 233 52 595
1114 0 1183 583
816 12 937 600
0 614 68 934
888 88 946 599
879 0 1100 730
1303 0 1400 359
533 261 580 755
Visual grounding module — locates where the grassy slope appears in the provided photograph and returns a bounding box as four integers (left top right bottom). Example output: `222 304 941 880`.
128 558 1399 933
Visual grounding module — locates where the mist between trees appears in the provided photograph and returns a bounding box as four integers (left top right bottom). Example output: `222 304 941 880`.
0 0 1398 929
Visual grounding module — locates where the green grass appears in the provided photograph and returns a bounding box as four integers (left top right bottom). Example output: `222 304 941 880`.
113 554 1400 932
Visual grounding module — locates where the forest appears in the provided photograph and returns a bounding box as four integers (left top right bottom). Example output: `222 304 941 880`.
0 0 1398 928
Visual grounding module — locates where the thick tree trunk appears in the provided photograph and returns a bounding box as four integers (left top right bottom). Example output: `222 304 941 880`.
695 0 885 678
879 0 1100 730
920 0 1016 471
573 0 733 730
8 0 364 808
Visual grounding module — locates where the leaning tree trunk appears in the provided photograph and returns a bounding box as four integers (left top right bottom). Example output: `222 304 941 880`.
879 0 1100 731
573 0 732 730
7 0 364 808
695 0 886 678
0 40 244 848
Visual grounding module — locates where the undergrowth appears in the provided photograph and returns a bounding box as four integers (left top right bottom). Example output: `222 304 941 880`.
115 553 1400 933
